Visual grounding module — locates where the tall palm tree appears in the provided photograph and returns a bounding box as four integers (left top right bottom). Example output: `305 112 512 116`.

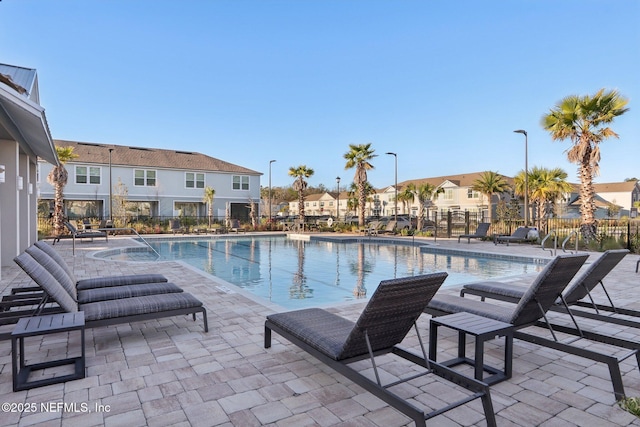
542 88 629 239
414 182 441 230
46 146 78 236
471 171 511 225
344 143 377 227
288 165 314 224
203 186 215 227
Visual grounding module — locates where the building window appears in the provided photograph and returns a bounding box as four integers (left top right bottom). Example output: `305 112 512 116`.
444 189 454 200
232 175 249 190
175 202 200 217
467 189 480 199
75 166 101 185
186 172 205 189
134 169 156 187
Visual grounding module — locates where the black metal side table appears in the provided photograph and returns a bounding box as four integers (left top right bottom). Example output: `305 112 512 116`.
429 311 513 385
12 312 85 391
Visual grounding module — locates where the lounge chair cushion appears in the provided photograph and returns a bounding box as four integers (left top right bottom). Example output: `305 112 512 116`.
268 308 354 360
76 274 169 290
25 246 78 301
13 252 78 313
76 282 183 304
34 240 76 282
34 240 168 290
80 293 204 321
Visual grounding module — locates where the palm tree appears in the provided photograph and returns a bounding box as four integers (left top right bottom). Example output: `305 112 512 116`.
344 143 377 227
288 165 314 224
516 166 572 229
472 171 511 225
414 182 441 230
203 186 215 227
542 88 629 239
46 146 78 236
397 184 415 216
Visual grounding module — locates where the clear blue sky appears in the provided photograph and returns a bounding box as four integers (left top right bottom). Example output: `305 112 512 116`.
2 0 638 189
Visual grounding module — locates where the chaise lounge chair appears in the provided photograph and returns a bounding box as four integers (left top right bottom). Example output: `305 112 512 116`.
229 219 246 234
265 273 497 427
379 219 398 235
34 240 168 290
12 251 208 335
460 249 633 327
458 223 490 243
2 242 174 319
60 220 108 243
493 226 530 245
426 253 640 400
24 245 183 304
360 221 379 236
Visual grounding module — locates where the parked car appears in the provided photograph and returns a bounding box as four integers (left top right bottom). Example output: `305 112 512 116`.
374 216 413 230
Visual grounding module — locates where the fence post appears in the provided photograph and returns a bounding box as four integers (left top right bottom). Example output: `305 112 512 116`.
464 211 470 235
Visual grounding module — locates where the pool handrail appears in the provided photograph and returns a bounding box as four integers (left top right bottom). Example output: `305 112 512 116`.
541 230 557 256
92 227 161 258
561 230 579 254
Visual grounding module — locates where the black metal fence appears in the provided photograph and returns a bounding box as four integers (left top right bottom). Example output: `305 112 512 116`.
38 213 640 254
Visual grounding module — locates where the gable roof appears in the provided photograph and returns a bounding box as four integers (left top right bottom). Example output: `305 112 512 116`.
53 140 260 175
0 63 36 98
592 181 639 193
0 63 56 164
398 172 514 189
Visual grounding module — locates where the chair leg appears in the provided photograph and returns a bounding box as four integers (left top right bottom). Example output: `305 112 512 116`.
264 325 272 348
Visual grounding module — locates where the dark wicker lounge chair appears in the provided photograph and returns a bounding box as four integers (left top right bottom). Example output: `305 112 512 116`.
54 220 108 244
458 222 490 243
11 251 208 336
460 249 633 327
493 226 530 245
426 253 640 400
265 273 497 427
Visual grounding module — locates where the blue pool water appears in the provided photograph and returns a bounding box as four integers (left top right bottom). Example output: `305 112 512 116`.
101 236 546 309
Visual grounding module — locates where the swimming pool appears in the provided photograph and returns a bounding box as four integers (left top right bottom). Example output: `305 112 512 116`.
98 235 546 309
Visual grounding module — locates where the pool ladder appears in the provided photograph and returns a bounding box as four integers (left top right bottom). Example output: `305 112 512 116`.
80 226 161 258
541 230 579 256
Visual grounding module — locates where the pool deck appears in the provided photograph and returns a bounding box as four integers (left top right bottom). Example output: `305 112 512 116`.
2 233 640 426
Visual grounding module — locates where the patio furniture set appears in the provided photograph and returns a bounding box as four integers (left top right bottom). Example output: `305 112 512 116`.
3 233 640 425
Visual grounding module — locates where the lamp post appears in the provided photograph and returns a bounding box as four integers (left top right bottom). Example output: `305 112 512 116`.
386 152 397 221
336 176 341 220
513 130 528 225
269 159 276 229
108 148 113 221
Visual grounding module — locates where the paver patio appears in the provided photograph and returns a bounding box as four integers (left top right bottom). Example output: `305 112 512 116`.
1 234 640 426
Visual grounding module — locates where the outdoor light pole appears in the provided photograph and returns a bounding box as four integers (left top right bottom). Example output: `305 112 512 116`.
514 130 528 225
336 176 341 220
269 160 276 228
108 148 113 221
386 152 397 221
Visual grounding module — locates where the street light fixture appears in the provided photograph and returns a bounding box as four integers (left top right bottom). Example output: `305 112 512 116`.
336 176 341 220
108 148 114 221
269 160 276 229
386 152 397 221
513 130 528 225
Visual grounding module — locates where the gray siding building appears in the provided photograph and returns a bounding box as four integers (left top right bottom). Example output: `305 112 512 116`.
38 140 262 222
